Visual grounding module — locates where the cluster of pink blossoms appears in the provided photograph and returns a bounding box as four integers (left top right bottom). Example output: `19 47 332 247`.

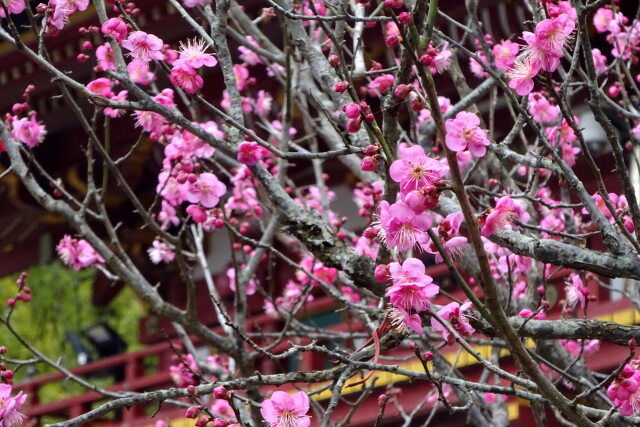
56 235 104 271
506 1 576 95
383 258 439 334
608 361 640 416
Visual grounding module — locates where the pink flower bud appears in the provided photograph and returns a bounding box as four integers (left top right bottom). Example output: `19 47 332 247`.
185 406 200 419
195 416 213 427
608 85 621 98
0 346 6 354
419 54 433 66
423 351 433 361
374 264 391 282
347 117 362 133
630 339 637 351
361 155 378 171
334 81 349 93
7 299 15 308
213 386 229 400
518 308 533 318
364 144 381 156
328 54 341 68
398 12 411 25
342 103 361 119
394 84 412 100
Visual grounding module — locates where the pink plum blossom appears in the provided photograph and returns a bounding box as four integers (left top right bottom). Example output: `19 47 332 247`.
386 258 439 313
186 172 227 208
260 391 311 427
177 38 217 68
528 92 560 123
424 212 467 262
378 200 432 252
11 114 47 148
96 43 116 71
101 18 127 41
87 78 113 97
56 235 104 270
237 141 265 166
506 58 541 96
121 31 165 62
389 144 448 193
565 273 588 311
492 40 519 69
170 62 203 94
368 74 395 95
444 111 490 157
0 383 26 427
0 0 25 17
147 240 175 264
431 301 475 343
481 196 527 236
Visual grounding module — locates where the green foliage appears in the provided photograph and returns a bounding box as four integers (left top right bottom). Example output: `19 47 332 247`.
0 263 146 401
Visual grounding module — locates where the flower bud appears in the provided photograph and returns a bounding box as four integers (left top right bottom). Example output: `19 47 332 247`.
347 117 362 133
374 264 391 282
398 12 411 25
361 156 378 171
629 339 637 351
342 103 361 119
334 81 349 93
213 386 229 400
185 406 200 419
394 84 412 100
0 346 6 355
328 54 341 68
422 351 433 361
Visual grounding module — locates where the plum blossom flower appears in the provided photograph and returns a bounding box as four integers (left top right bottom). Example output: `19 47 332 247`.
431 301 475 343
128 59 155 85
96 43 116 71
431 42 452 74
121 31 165 62
444 111 490 157
506 58 541 96
260 391 311 427
11 114 47 148
0 383 27 427
86 78 113 97
386 258 439 313
101 18 127 41
368 74 395 95
0 0 25 17
592 48 608 73
565 273 588 311
492 40 519 69
424 212 467 262
169 62 203 94
378 200 432 252
56 235 104 270
177 38 217 68
389 144 449 193
528 92 560 123
481 196 527 236
147 240 175 264
186 172 227 208
237 141 265 166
